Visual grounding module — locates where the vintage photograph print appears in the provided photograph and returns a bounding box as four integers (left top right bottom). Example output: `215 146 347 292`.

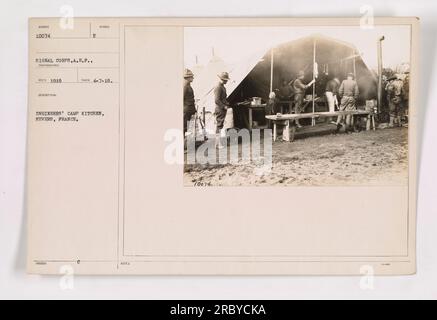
183 25 411 186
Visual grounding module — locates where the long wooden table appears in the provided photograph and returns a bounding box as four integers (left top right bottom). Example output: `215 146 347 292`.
266 110 375 142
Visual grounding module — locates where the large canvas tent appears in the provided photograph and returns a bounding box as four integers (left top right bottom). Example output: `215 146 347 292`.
191 55 226 102
193 34 377 128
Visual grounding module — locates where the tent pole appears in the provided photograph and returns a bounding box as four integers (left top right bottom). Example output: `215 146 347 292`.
270 48 274 93
353 50 357 79
312 38 316 126
377 36 385 114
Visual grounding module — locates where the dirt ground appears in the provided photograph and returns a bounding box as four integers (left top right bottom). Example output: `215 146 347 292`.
184 127 408 186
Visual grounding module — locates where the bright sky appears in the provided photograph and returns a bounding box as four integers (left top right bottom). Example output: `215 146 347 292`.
184 25 411 71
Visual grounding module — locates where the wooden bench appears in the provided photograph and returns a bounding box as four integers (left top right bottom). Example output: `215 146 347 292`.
266 110 375 142
277 97 326 120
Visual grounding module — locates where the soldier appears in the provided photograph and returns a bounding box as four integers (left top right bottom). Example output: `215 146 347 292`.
183 69 196 135
403 71 410 121
336 72 359 132
325 76 340 113
214 72 230 149
386 75 405 127
278 79 293 113
292 70 311 128
265 92 277 129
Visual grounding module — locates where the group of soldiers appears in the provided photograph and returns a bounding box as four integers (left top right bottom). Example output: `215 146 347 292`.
183 69 230 149
183 67 408 148
273 71 360 132
384 74 407 127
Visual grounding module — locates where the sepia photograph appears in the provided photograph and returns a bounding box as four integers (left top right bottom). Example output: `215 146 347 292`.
2 0 435 299
183 25 411 186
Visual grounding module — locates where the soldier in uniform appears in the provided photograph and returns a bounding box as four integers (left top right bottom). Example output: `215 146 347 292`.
325 76 340 113
183 69 196 135
214 72 230 149
265 92 277 129
386 75 405 127
336 72 359 132
403 71 410 121
292 70 311 128
278 79 293 113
